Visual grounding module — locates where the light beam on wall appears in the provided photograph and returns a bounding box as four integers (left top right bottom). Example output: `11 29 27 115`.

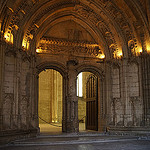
22 38 29 50
97 53 105 59
147 44 150 53
118 51 123 58
4 31 13 44
114 50 123 59
36 47 42 53
77 72 83 97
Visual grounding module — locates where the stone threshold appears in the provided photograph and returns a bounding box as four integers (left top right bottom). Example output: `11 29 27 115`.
108 126 150 136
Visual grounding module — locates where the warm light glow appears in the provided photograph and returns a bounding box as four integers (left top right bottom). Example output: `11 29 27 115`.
34 24 39 28
8 7 14 13
21 9 25 14
13 25 19 31
113 50 123 59
147 44 150 53
139 49 142 53
97 53 105 59
77 72 83 97
36 47 42 53
116 51 123 58
4 31 13 43
135 46 142 55
22 38 29 50
118 51 122 56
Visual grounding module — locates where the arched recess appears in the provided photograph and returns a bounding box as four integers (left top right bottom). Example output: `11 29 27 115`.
31 14 110 59
36 61 68 133
14 1 136 59
75 64 106 131
1 0 149 59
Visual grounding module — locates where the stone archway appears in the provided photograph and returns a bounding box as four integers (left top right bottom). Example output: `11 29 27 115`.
36 62 68 133
38 69 63 133
76 64 105 132
36 61 105 133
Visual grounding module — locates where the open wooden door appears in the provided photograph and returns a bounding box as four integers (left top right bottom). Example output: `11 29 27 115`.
86 75 98 131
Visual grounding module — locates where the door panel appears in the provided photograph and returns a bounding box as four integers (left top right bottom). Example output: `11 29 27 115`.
86 75 98 131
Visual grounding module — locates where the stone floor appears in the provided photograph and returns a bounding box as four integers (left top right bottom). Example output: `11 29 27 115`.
39 123 86 134
0 124 150 150
1 134 150 150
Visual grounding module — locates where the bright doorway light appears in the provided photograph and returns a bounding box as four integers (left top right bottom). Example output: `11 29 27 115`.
77 72 83 97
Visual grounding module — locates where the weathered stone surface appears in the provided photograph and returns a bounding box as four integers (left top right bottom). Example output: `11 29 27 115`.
0 0 150 144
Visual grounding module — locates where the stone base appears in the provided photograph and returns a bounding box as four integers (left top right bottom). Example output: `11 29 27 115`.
66 120 79 133
108 126 150 136
0 128 38 145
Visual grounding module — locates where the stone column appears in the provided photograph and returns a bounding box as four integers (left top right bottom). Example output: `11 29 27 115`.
12 50 20 129
0 38 5 130
141 53 150 126
120 58 130 126
30 55 39 130
105 61 113 126
66 60 79 133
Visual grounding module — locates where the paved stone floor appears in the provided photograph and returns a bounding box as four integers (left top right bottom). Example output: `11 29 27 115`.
39 123 86 134
1 133 150 150
1 125 150 150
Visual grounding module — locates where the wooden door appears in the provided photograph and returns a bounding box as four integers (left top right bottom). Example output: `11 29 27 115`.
86 75 98 130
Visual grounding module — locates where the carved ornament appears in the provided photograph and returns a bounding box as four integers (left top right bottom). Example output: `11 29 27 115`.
36 37 104 58
74 4 103 25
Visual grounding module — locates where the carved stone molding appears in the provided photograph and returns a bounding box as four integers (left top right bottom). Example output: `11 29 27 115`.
21 95 29 105
5 44 16 57
4 93 14 103
129 96 141 103
105 1 137 47
111 98 121 104
98 22 117 58
37 37 103 58
67 59 78 66
74 4 103 25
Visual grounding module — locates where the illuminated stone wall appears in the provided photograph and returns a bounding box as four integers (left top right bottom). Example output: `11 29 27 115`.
38 69 62 124
78 72 93 122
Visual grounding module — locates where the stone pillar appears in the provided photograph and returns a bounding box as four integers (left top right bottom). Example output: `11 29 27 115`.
141 53 150 126
121 58 130 126
30 55 39 129
57 72 62 123
66 60 79 133
0 38 5 130
105 61 114 125
12 50 21 129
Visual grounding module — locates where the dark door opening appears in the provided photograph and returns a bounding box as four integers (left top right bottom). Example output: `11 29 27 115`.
78 72 98 131
86 75 98 131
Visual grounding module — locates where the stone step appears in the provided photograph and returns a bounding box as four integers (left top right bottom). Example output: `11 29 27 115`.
8 134 141 146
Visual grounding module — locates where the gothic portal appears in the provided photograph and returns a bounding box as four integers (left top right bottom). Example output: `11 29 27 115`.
0 0 150 144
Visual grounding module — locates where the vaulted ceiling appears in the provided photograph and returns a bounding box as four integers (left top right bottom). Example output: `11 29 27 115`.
0 0 150 60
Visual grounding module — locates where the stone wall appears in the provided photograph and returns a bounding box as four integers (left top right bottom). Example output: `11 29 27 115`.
141 54 150 126
78 97 86 122
38 69 62 124
0 42 38 143
109 58 144 128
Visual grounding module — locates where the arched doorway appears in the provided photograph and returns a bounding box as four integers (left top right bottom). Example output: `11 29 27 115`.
36 62 105 133
77 72 99 132
38 69 63 134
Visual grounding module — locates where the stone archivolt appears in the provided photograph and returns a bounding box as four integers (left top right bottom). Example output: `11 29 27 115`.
1 0 149 58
